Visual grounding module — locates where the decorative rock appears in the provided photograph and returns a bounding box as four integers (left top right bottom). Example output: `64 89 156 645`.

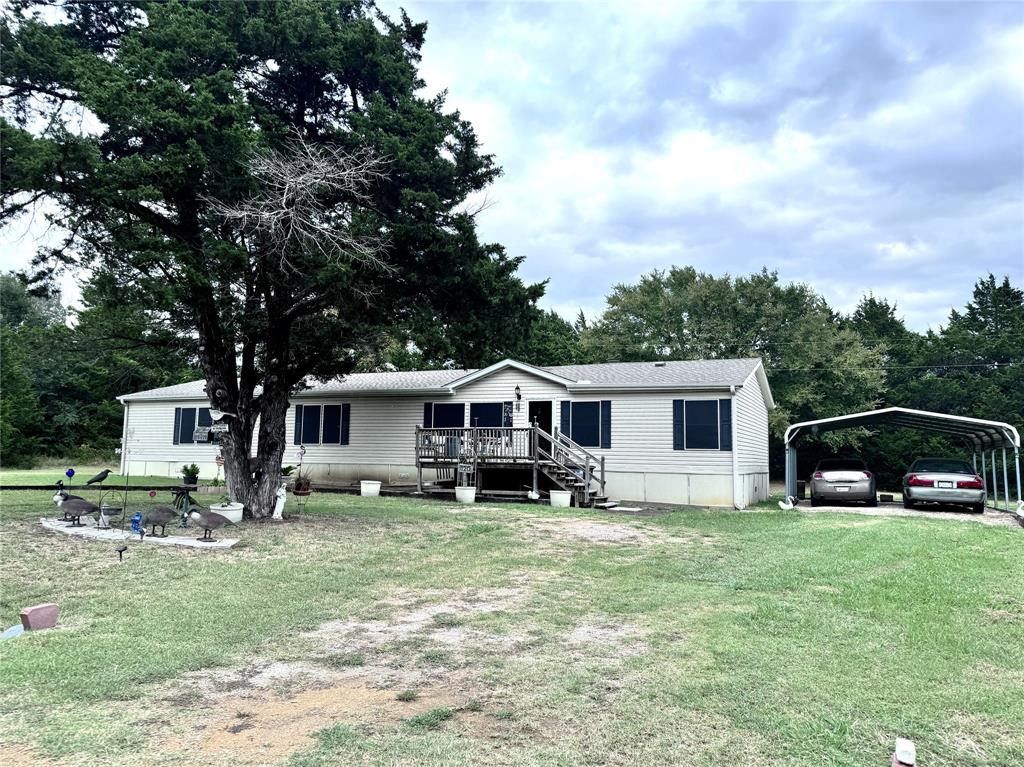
892 738 916 766
20 603 59 631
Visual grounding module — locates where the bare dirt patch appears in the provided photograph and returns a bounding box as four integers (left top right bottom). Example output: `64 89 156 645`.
564 620 647 658
161 679 463 765
303 586 526 655
520 517 691 547
152 586 534 764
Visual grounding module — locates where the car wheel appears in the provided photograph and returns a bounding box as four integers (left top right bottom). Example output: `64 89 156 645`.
971 503 985 514
810 495 820 507
866 497 878 507
903 497 915 509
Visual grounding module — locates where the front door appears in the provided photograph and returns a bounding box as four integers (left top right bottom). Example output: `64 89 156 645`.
528 400 553 454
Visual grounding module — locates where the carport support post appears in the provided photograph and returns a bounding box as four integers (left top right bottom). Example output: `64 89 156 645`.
981 451 988 504
1015 447 1022 505
1002 448 1010 511
785 441 797 498
990 449 998 510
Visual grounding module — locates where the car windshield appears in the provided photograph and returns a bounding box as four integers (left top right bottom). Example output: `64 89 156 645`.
817 459 866 471
911 458 974 474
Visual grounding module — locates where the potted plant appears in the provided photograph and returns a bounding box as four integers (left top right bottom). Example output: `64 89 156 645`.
292 467 313 497
209 493 244 523
181 463 200 486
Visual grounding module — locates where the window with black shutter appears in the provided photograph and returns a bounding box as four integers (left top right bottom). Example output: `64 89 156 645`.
562 400 612 449
674 398 733 451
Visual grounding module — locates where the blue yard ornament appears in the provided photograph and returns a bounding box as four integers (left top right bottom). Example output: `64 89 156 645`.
66 468 75 479
131 512 143 534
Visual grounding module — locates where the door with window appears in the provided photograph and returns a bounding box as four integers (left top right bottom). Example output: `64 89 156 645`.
528 400 553 453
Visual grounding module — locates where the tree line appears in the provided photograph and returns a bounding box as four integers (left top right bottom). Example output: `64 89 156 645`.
5 266 1019 492
519 269 1023 488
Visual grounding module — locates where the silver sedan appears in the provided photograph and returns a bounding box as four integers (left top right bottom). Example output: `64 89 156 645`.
902 457 986 513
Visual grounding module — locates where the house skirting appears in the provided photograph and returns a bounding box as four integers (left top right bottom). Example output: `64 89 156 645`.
128 460 769 509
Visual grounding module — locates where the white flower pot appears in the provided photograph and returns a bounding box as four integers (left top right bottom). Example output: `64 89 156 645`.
549 490 572 508
360 480 382 497
455 486 477 504
209 502 244 523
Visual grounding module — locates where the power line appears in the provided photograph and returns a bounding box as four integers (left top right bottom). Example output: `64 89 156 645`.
766 362 1021 372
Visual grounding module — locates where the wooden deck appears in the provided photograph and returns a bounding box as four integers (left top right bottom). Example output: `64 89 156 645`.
415 425 606 505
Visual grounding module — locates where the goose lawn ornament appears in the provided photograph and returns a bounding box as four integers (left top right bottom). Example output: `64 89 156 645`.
60 498 98 526
778 495 799 511
53 491 86 519
142 506 177 538
189 509 234 542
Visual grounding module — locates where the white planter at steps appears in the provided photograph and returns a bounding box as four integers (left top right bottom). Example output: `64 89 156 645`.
360 480 382 497
549 490 572 508
209 502 244 523
455 486 477 504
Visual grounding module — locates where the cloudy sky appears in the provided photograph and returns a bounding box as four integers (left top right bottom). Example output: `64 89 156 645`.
2 1 1021 330
379 0 1024 329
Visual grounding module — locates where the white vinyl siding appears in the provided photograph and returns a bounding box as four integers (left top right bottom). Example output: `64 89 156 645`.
734 371 770 474
557 393 733 474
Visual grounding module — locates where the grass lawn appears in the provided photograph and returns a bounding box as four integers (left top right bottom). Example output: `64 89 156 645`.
0 465 188 488
0 490 1021 766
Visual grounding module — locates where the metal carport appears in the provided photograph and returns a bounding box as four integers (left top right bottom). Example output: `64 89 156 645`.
784 407 1022 513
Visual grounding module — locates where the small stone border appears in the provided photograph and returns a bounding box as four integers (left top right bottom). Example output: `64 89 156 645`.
39 518 239 549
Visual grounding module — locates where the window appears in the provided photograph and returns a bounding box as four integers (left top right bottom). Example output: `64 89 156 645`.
422 402 465 428
469 402 513 427
173 407 212 444
560 400 611 449
672 399 732 451
293 403 350 445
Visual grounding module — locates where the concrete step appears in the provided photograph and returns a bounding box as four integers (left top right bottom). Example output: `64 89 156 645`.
593 501 619 509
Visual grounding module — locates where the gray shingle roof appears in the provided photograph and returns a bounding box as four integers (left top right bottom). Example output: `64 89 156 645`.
544 358 762 387
120 358 762 401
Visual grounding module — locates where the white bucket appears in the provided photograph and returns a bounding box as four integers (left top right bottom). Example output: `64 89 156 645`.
360 480 382 497
549 490 572 508
455 486 477 504
209 502 244 523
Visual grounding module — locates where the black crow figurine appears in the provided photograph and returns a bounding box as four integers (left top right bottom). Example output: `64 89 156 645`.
86 469 113 485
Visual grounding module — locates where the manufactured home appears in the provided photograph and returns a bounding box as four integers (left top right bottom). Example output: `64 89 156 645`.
117 358 773 508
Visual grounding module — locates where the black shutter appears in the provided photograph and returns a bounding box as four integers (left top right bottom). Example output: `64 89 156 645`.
293 404 303 445
560 401 570 436
173 407 181 445
423 402 433 428
322 404 341 444
301 405 321 445
719 399 733 451
600 400 611 449
341 403 350 445
672 400 685 450
502 401 513 427
179 408 196 444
